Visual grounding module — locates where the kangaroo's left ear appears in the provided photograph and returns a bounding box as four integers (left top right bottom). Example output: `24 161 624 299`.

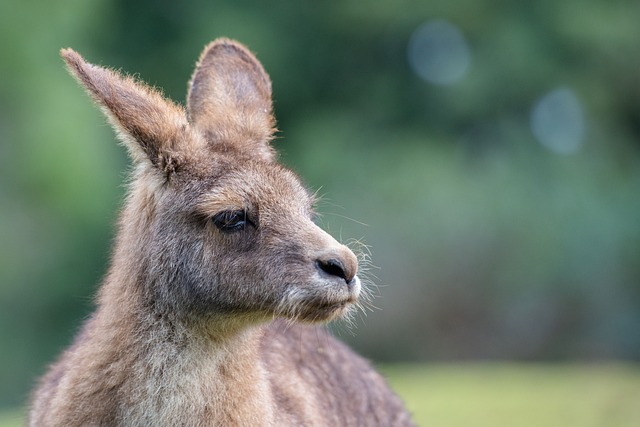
187 38 276 162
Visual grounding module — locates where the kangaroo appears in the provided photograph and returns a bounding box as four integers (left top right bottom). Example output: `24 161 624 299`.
29 39 414 426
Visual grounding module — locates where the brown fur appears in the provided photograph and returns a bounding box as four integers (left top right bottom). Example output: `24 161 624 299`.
29 39 414 426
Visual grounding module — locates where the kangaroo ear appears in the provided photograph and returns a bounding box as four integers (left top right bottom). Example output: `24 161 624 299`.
61 48 196 174
187 39 276 162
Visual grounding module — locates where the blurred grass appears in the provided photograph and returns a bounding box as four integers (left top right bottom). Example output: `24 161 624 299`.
0 409 22 427
382 363 640 427
4 363 638 427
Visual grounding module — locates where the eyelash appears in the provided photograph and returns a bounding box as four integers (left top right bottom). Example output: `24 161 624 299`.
210 209 254 233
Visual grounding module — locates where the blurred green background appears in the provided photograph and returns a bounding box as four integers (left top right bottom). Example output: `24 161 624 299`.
1 0 640 423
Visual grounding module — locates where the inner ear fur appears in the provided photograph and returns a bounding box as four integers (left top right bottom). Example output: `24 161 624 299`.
187 38 276 162
61 48 201 175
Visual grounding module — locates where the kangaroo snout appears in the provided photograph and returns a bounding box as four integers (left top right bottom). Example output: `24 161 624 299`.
307 225 359 286
315 250 358 286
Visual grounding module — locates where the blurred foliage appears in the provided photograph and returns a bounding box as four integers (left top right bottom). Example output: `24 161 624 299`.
1 0 639 410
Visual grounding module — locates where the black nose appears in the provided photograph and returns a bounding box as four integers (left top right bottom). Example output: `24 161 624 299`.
316 258 351 284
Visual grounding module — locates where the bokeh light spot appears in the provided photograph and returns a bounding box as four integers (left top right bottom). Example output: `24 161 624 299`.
530 87 585 155
407 20 471 85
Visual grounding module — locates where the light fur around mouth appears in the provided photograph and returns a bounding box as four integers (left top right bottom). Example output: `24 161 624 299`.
274 274 362 323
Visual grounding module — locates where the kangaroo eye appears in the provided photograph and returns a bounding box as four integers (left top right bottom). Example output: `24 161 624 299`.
211 210 251 233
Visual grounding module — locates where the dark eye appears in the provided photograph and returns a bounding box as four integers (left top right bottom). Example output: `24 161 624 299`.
211 210 252 233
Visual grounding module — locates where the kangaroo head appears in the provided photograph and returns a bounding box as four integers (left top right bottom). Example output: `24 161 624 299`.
61 39 361 326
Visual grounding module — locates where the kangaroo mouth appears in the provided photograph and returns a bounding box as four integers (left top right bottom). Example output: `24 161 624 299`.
277 282 359 323
298 299 353 323
308 297 354 312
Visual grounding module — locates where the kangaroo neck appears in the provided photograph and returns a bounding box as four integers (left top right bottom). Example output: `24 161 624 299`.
90 277 275 426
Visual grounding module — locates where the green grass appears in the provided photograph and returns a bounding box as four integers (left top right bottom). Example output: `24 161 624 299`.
382 363 640 427
0 409 22 427
3 363 639 426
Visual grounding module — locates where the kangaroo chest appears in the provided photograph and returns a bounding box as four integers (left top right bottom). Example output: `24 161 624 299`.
117 343 275 427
